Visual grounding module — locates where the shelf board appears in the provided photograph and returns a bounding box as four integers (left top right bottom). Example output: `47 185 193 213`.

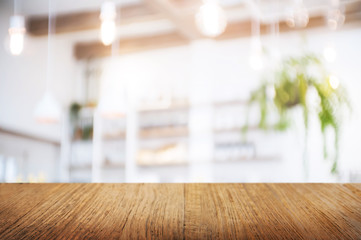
71 139 93 144
213 99 248 107
138 103 189 113
136 161 189 168
139 126 188 139
69 162 125 171
102 132 126 140
213 155 281 163
213 126 258 133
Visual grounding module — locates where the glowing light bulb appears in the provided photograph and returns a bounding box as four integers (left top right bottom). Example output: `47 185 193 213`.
286 1 309 28
327 8 345 30
100 1 116 46
328 75 339 90
249 37 264 71
195 1 227 37
323 43 337 62
8 15 26 56
100 19 116 46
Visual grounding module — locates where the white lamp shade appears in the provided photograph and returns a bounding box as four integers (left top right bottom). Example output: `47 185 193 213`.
98 94 126 119
34 92 61 124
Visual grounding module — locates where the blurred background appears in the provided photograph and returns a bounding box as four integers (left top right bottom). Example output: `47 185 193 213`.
0 0 360 183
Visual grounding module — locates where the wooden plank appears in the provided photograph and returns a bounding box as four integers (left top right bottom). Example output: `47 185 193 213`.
184 183 305 239
27 4 163 36
74 31 190 59
0 183 184 239
184 183 361 239
265 183 361 239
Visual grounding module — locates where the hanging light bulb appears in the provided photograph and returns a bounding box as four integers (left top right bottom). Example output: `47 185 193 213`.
323 42 337 62
326 0 345 30
286 0 309 28
8 15 25 56
195 0 227 37
249 37 264 71
34 91 61 123
100 1 117 46
327 8 345 30
34 0 61 124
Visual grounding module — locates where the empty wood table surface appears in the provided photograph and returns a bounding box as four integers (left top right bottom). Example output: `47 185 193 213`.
0 183 361 239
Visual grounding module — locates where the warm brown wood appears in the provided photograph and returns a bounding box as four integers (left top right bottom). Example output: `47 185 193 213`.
0 183 360 239
27 3 163 36
27 0 361 40
139 125 188 139
74 31 190 59
74 11 361 59
145 0 202 40
185 183 361 239
0 183 184 239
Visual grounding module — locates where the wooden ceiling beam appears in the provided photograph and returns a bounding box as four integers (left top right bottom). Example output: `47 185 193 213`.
144 0 202 40
74 31 190 59
74 9 361 60
27 3 163 36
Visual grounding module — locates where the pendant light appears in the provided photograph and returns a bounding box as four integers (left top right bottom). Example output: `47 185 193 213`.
249 14 263 71
326 0 345 31
98 40 126 119
286 0 309 28
34 0 61 123
100 1 117 46
270 0 281 69
195 0 227 37
323 0 343 63
8 0 25 56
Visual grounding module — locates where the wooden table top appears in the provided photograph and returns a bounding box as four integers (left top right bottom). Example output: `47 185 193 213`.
0 183 360 239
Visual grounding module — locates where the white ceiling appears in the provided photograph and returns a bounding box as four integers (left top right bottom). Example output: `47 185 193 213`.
18 0 249 16
15 0 347 18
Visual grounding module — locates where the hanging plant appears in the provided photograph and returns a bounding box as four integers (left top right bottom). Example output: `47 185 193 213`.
243 53 350 174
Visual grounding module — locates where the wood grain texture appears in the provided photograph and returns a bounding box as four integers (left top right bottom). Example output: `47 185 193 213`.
0 183 360 239
184 183 361 240
0 183 184 239
27 4 163 36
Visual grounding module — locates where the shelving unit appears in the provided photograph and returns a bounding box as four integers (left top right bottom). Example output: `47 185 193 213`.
136 100 190 168
212 98 280 163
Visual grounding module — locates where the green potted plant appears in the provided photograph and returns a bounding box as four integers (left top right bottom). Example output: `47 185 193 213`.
243 53 350 174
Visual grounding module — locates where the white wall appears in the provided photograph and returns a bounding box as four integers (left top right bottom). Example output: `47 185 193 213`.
0 132 60 182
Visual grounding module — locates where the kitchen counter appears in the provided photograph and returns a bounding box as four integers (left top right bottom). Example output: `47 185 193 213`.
0 183 360 239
